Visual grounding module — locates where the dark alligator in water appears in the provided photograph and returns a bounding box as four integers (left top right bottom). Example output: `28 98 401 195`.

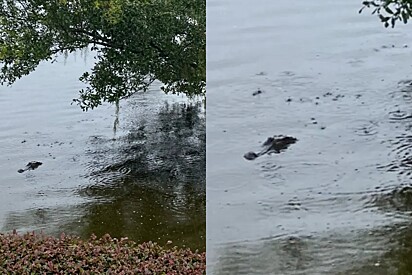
18 161 43 173
244 135 297 160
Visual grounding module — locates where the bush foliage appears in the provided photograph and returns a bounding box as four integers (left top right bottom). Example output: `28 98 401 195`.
0 231 205 274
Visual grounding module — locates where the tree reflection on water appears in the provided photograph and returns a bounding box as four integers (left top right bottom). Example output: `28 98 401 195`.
2 100 205 251
79 100 205 250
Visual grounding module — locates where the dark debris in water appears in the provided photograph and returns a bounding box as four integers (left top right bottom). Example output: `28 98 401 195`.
256 71 267 76
252 89 263 96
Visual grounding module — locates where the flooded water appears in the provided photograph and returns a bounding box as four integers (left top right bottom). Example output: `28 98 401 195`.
0 53 205 251
207 0 412 274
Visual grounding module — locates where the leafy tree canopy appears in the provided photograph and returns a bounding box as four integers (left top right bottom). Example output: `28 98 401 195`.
0 0 205 110
360 0 412 28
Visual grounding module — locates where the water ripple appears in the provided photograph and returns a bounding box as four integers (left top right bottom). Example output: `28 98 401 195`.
353 120 379 136
388 110 412 121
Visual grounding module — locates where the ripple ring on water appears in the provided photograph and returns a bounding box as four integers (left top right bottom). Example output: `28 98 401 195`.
118 166 132 175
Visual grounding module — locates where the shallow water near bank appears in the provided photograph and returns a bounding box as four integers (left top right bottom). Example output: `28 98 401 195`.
207 0 412 273
0 53 205 251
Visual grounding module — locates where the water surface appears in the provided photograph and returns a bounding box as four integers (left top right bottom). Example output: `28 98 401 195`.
207 0 412 273
0 52 205 251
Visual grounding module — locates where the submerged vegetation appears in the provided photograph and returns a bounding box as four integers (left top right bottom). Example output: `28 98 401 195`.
0 231 206 274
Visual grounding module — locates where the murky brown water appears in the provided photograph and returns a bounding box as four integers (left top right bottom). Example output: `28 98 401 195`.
0 53 205 251
207 0 412 273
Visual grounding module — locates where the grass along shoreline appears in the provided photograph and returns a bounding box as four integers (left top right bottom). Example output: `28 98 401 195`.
0 230 205 274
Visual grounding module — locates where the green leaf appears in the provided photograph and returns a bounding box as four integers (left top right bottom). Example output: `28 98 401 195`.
384 6 393 14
